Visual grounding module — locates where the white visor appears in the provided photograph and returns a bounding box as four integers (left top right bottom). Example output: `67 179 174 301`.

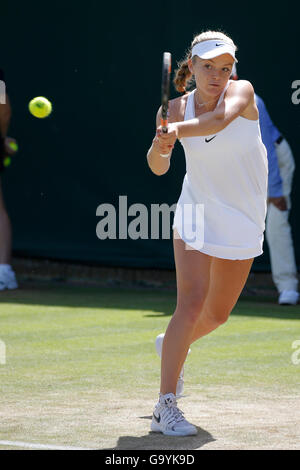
192 39 238 63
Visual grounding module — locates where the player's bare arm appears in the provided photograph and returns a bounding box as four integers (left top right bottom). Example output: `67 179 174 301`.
146 95 185 175
171 80 257 139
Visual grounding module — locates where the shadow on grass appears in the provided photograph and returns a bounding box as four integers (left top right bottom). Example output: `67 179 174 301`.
105 423 215 450
0 281 299 320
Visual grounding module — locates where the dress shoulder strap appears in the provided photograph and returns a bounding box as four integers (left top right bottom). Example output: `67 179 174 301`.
216 79 232 107
184 90 196 120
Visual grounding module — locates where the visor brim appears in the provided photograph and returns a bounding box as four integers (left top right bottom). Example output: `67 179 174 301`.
198 46 238 63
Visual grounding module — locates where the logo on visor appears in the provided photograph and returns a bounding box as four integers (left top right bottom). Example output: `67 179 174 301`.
215 43 223 46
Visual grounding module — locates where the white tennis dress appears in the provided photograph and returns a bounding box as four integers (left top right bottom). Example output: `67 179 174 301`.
172 80 268 260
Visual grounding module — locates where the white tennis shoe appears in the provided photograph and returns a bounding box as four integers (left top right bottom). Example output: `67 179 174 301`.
278 290 299 305
155 333 191 398
151 392 197 436
0 266 18 291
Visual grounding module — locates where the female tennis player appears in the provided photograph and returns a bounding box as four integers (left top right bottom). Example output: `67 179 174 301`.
146 30 268 436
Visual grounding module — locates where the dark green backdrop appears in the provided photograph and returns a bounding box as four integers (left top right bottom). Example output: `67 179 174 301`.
0 0 299 270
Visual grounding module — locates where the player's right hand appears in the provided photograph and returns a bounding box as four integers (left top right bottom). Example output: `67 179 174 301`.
154 124 178 154
152 133 174 156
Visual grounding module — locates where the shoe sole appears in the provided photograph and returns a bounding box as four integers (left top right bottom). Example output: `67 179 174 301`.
151 421 197 436
279 293 299 305
279 302 298 306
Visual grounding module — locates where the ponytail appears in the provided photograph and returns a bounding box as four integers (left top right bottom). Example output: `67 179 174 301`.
173 54 193 94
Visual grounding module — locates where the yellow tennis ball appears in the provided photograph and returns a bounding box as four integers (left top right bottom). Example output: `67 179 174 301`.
3 157 11 167
8 141 18 152
29 96 52 118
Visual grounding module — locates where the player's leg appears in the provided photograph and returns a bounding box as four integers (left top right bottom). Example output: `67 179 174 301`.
160 230 212 396
151 231 211 436
190 256 254 343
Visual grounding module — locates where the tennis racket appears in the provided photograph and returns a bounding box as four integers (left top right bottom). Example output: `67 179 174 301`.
160 52 172 157
161 52 171 132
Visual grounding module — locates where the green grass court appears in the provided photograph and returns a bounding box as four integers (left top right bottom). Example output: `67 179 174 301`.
0 284 299 450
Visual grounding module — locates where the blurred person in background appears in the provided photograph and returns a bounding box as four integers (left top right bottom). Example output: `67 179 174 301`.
0 68 18 291
231 64 299 305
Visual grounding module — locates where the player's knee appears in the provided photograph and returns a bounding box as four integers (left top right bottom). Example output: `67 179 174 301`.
207 308 231 327
176 295 206 325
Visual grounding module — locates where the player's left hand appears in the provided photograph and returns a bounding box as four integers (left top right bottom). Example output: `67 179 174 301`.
267 196 287 211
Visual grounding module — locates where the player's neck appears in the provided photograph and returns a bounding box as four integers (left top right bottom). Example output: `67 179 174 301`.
194 89 219 112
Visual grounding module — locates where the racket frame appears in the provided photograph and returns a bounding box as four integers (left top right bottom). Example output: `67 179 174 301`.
161 52 171 134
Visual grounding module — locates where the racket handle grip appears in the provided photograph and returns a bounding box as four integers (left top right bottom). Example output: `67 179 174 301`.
160 118 169 155
161 118 168 133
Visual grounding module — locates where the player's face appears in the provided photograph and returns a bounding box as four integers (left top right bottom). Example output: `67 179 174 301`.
189 54 234 97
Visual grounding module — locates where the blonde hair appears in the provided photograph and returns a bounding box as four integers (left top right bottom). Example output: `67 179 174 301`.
173 30 237 93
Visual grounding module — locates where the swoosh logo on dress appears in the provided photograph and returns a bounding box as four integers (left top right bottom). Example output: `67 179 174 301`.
153 413 161 423
205 136 217 143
